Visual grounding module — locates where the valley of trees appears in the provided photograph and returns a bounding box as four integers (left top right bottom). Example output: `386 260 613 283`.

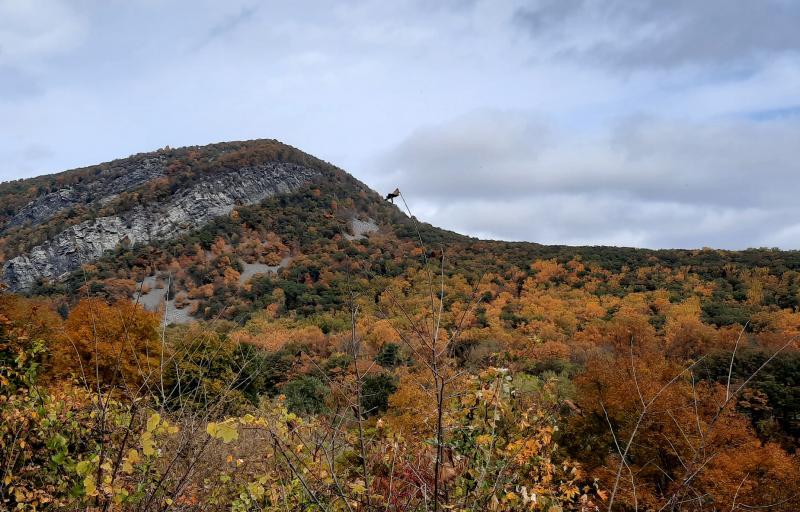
2 142 800 510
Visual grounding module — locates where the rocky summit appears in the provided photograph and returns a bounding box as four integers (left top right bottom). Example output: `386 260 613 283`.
3 163 318 290
0 141 337 291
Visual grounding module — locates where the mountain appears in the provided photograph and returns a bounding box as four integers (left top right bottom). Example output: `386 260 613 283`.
2 139 800 315
1 141 352 290
3 139 800 510
3 138 799 288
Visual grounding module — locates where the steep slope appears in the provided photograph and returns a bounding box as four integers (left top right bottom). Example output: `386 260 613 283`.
3 163 318 290
0 140 366 290
3 138 800 325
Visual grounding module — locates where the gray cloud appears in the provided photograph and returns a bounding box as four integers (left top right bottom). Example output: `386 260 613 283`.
416 197 778 250
377 110 552 199
1 1 798 248
0 0 87 66
193 4 261 52
374 110 800 249
514 0 800 70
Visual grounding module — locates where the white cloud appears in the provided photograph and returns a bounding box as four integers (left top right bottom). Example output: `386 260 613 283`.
373 110 800 249
0 0 87 67
1 0 798 248
514 0 800 71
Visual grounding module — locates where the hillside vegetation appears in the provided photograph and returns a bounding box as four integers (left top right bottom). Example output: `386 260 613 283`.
1 140 799 510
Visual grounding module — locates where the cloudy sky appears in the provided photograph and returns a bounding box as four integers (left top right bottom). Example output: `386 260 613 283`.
2 0 799 249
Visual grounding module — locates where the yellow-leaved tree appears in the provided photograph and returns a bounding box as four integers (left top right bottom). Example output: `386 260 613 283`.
59 298 160 389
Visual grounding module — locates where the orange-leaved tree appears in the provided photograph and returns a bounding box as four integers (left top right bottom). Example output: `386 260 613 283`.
59 298 160 391
568 343 800 510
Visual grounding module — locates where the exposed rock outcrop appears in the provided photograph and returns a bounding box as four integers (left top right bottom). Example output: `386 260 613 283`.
344 217 379 240
7 157 167 228
3 163 320 291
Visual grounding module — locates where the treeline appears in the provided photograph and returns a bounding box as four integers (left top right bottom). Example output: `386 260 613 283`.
3 226 800 509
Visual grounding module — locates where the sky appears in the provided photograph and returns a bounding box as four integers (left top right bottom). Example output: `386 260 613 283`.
1 0 799 250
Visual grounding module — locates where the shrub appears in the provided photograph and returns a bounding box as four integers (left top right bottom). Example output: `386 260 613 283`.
360 373 397 416
282 375 328 415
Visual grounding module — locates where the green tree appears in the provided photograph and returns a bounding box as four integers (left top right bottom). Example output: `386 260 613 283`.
283 376 328 415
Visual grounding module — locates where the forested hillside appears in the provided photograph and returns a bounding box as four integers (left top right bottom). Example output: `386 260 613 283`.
1 140 799 510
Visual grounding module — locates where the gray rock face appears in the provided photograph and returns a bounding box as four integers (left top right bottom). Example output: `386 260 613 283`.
344 217 379 240
7 157 167 228
238 256 292 284
8 187 82 229
2 163 320 291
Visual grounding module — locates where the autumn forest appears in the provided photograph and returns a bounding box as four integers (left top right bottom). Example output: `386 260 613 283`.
2 141 800 511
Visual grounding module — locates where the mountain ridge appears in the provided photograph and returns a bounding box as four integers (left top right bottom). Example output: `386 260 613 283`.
0 140 366 290
2 138 800 307
3 162 320 290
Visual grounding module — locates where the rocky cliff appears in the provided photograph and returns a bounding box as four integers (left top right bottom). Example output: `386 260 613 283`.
6 157 168 229
2 162 320 290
